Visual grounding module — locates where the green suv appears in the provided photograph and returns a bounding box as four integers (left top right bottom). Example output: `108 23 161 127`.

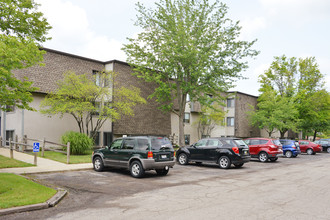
92 136 176 178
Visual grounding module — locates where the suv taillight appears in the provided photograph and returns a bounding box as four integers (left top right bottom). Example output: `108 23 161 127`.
148 151 153 159
291 145 296 149
232 147 239 155
269 145 277 148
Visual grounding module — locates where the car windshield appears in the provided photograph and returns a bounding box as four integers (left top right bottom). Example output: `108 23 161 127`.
150 137 173 150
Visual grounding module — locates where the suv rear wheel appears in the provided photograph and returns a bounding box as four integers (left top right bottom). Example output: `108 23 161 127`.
93 156 104 172
218 156 231 169
130 161 145 178
258 152 268 162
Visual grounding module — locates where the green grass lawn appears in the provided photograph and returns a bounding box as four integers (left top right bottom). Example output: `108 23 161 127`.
0 173 56 209
33 150 92 164
0 155 34 169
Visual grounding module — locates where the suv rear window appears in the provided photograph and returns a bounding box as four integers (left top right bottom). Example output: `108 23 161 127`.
225 139 248 147
280 140 292 145
150 137 173 150
272 140 281 145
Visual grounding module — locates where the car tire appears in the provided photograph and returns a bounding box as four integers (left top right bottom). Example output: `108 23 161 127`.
218 156 231 169
93 156 104 172
178 153 188 165
269 157 278 162
258 152 268 162
327 147 330 153
306 148 314 155
234 163 244 168
156 168 169 176
130 161 145 178
285 151 293 158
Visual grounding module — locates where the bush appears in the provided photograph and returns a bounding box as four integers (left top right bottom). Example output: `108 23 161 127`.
61 131 93 155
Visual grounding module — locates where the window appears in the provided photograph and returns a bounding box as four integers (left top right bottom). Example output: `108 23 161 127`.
184 113 190 123
136 139 149 150
93 70 112 88
186 94 190 102
250 139 260 145
207 139 221 147
110 139 122 150
227 98 235 108
184 135 190 145
92 132 100 146
5 105 15 112
195 139 208 147
226 117 235 127
122 139 135 150
92 102 101 116
260 140 268 145
103 132 112 147
5 130 14 145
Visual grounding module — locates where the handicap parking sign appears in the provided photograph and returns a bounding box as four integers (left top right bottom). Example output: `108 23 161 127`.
33 142 40 152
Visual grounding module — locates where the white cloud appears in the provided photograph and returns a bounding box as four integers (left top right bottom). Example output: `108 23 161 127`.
253 63 269 78
37 0 125 61
240 17 267 39
259 0 330 23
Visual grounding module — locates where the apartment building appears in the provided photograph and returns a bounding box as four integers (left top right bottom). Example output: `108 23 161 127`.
0 48 260 147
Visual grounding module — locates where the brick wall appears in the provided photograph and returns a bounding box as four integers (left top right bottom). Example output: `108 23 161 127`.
234 93 260 138
13 48 104 93
112 62 171 136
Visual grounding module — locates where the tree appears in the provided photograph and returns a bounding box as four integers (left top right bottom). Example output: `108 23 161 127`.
0 0 51 110
123 0 259 146
251 55 327 139
248 90 278 137
295 57 329 140
197 104 225 139
40 71 146 139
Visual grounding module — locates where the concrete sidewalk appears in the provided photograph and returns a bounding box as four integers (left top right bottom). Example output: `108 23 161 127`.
0 147 92 174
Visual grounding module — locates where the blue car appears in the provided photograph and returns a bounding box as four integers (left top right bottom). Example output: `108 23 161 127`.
279 139 301 158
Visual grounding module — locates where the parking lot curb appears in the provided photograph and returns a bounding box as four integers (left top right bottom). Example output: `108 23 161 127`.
0 189 67 216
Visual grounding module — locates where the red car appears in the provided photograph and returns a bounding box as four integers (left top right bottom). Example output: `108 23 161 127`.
298 140 322 155
244 138 283 162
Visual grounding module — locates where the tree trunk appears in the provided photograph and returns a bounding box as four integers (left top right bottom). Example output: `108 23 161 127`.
313 130 317 141
178 113 185 146
280 130 286 139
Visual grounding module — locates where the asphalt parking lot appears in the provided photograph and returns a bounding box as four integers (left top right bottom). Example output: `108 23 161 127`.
3 153 330 220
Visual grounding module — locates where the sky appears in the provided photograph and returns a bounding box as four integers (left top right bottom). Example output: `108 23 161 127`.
36 0 330 96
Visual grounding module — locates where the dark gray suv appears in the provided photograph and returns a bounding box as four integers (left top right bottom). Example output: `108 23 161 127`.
92 136 175 178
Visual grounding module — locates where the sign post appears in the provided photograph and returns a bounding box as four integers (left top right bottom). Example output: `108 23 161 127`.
33 142 40 165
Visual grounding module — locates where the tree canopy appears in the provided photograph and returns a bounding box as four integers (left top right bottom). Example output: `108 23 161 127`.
123 0 259 145
0 0 51 110
249 55 329 139
40 71 146 139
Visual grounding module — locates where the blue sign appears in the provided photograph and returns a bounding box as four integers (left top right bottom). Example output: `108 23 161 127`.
33 142 40 152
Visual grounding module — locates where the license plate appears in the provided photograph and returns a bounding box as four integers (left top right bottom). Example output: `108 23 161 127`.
161 155 167 159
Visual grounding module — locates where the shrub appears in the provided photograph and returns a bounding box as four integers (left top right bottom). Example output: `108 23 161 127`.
61 131 93 155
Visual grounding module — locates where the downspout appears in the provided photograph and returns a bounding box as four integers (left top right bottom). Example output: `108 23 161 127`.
2 110 6 146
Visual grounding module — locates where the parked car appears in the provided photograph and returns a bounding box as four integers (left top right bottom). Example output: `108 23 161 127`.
176 137 250 169
298 140 322 155
314 139 330 153
92 136 176 178
279 139 301 158
244 138 282 162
